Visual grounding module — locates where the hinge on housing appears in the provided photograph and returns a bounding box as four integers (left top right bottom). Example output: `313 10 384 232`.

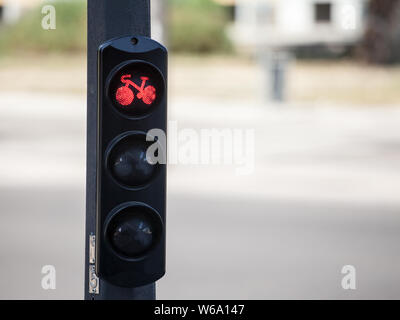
88 234 99 294
89 234 96 264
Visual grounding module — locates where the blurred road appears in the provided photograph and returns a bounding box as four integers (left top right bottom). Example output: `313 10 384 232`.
0 91 400 299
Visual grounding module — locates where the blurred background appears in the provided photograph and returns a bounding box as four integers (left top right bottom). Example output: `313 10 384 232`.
0 0 400 299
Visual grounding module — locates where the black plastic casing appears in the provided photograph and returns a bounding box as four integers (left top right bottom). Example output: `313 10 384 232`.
96 36 167 288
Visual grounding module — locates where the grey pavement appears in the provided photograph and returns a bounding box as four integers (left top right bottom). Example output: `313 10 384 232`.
0 92 400 299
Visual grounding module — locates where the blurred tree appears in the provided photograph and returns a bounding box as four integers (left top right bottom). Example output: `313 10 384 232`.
168 0 232 54
0 0 86 55
360 0 400 64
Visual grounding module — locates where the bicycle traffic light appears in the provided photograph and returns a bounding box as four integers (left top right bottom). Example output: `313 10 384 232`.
96 36 167 288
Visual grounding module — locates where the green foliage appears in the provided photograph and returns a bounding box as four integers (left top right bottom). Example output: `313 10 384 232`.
0 0 232 55
0 0 86 55
168 0 232 53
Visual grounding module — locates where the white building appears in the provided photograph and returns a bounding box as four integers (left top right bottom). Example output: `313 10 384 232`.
230 0 368 51
0 0 44 24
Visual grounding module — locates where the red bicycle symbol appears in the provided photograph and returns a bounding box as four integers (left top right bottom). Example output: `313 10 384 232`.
115 74 157 106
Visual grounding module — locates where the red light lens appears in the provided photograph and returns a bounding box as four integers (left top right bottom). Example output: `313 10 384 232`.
108 62 164 118
141 85 156 105
115 74 157 107
116 86 134 106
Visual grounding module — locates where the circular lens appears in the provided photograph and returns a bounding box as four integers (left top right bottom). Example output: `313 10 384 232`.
107 133 160 188
108 61 164 118
106 205 163 258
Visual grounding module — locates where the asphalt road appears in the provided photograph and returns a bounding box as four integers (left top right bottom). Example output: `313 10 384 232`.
0 92 400 299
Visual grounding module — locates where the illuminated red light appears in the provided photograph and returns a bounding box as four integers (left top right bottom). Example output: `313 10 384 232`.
115 74 157 106
141 85 156 105
116 86 134 106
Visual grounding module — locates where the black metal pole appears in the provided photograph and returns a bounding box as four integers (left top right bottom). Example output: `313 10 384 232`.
84 0 155 300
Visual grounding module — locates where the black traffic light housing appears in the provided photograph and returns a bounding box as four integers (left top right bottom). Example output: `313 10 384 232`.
96 36 167 288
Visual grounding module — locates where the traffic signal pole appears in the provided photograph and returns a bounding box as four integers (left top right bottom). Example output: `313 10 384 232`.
85 0 156 300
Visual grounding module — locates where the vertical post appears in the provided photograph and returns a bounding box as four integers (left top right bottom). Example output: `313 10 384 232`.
269 51 287 102
259 50 290 103
85 0 155 300
151 0 167 44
